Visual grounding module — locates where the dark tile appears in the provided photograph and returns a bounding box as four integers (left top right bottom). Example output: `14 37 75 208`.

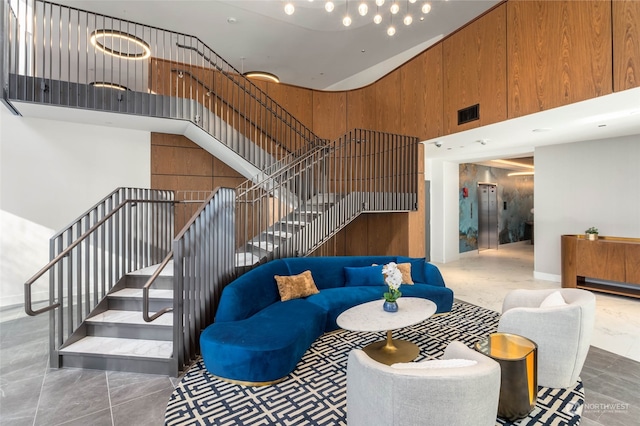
582 389 640 426
0 375 44 426
112 388 173 426
107 370 174 406
34 368 110 426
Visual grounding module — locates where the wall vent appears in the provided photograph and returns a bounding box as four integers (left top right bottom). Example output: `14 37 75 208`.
457 104 479 125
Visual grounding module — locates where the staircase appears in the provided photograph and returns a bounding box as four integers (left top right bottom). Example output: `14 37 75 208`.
11 1 419 377
59 265 175 375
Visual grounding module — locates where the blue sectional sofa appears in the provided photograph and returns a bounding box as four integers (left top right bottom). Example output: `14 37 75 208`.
200 256 453 384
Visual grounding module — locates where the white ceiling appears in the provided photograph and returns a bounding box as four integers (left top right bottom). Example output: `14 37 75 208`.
52 0 501 90
34 1 640 164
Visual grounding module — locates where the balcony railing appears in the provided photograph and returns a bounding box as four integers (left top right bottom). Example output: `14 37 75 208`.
2 0 322 171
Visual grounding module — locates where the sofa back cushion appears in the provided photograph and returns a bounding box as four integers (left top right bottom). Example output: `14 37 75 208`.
344 265 385 286
283 256 397 290
215 259 289 322
396 256 446 287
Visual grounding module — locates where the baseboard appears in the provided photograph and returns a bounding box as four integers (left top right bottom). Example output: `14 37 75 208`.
534 271 561 283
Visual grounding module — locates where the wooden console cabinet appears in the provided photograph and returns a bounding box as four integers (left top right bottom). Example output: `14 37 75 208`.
561 235 640 298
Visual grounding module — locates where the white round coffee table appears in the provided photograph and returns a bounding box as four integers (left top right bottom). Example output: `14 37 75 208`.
336 297 437 365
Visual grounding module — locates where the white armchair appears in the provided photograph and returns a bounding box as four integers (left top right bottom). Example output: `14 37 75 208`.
346 341 501 426
497 288 596 389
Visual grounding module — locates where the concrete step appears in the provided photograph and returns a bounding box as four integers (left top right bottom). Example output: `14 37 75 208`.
86 310 173 340
107 288 173 312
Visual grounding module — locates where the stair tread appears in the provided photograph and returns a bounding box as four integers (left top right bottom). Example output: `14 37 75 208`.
235 253 261 267
110 288 173 300
128 261 174 277
60 336 172 359
87 310 173 326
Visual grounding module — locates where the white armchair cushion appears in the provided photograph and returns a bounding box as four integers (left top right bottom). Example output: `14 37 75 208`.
498 288 595 388
347 341 500 426
391 358 477 370
539 290 567 308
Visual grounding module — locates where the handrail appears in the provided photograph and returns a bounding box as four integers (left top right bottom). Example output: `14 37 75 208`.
171 68 296 156
141 189 217 322
24 198 175 316
4 0 322 172
141 251 174 322
174 42 313 143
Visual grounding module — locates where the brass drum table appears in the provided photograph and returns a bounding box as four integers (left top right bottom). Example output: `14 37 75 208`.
336 297 436 365
475 332 538 421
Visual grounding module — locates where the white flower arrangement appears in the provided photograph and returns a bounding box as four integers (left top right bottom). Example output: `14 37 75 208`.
382 262 403 302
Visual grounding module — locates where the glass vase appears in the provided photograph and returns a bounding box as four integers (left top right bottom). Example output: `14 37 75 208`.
383 300 398 313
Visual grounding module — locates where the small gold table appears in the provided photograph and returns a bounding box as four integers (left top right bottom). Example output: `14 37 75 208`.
475 332 538 421
336 298 436 365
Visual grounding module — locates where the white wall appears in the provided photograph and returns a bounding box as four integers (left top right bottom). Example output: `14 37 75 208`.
426 159 460 263
0 106 151 307
534 135 640 278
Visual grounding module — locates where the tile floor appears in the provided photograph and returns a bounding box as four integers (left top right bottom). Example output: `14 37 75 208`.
0 242 638 425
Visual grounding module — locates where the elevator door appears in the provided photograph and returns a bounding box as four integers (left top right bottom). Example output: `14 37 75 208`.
478 184 498 251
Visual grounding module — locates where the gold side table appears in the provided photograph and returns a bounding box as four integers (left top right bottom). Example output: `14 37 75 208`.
475 332 538 421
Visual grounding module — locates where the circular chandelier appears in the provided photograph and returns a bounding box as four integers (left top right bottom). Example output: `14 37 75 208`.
282 0 433 37
90 30 151 59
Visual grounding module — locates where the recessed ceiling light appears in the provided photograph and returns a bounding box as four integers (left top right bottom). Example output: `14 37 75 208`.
227 17 237 24
532 128 551 133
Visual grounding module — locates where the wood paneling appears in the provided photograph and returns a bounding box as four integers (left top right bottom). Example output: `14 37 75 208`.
375 70 403 134
626 244 640 285
312 91 347 140
267 83 314 131
562 235 640 298
576 239 626 282
613 0 640 91
443 3 507 134
151 175 213 192
423 44 444 140
347 85 376 130
150 133 244 192
408 143 425 258
401 52 429 139
508 0 612 118
151 145 213 176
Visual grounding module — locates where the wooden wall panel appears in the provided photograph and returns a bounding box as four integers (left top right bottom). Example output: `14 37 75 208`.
508 0 612 118
151 145 213 177
423 44 444 140
443 3 507 134
408 143 425 258
313 91 347 140
613 0 640 91
401 52 429 139
150 133 244 191
267 83 314 131
347 85 377 130
375 70 403 134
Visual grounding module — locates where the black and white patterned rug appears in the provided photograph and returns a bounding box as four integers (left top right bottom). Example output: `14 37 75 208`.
165 302 584 425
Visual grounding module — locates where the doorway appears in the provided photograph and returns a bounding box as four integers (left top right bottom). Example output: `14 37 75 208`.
477 183 498 251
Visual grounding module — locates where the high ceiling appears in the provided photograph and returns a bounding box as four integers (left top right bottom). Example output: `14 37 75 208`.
38 1 640 163
52 0 501 90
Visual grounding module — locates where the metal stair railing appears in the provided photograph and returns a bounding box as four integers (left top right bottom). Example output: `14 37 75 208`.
139 187 236 374
2 0 322 171
24 188 175 368
236 129 419 268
